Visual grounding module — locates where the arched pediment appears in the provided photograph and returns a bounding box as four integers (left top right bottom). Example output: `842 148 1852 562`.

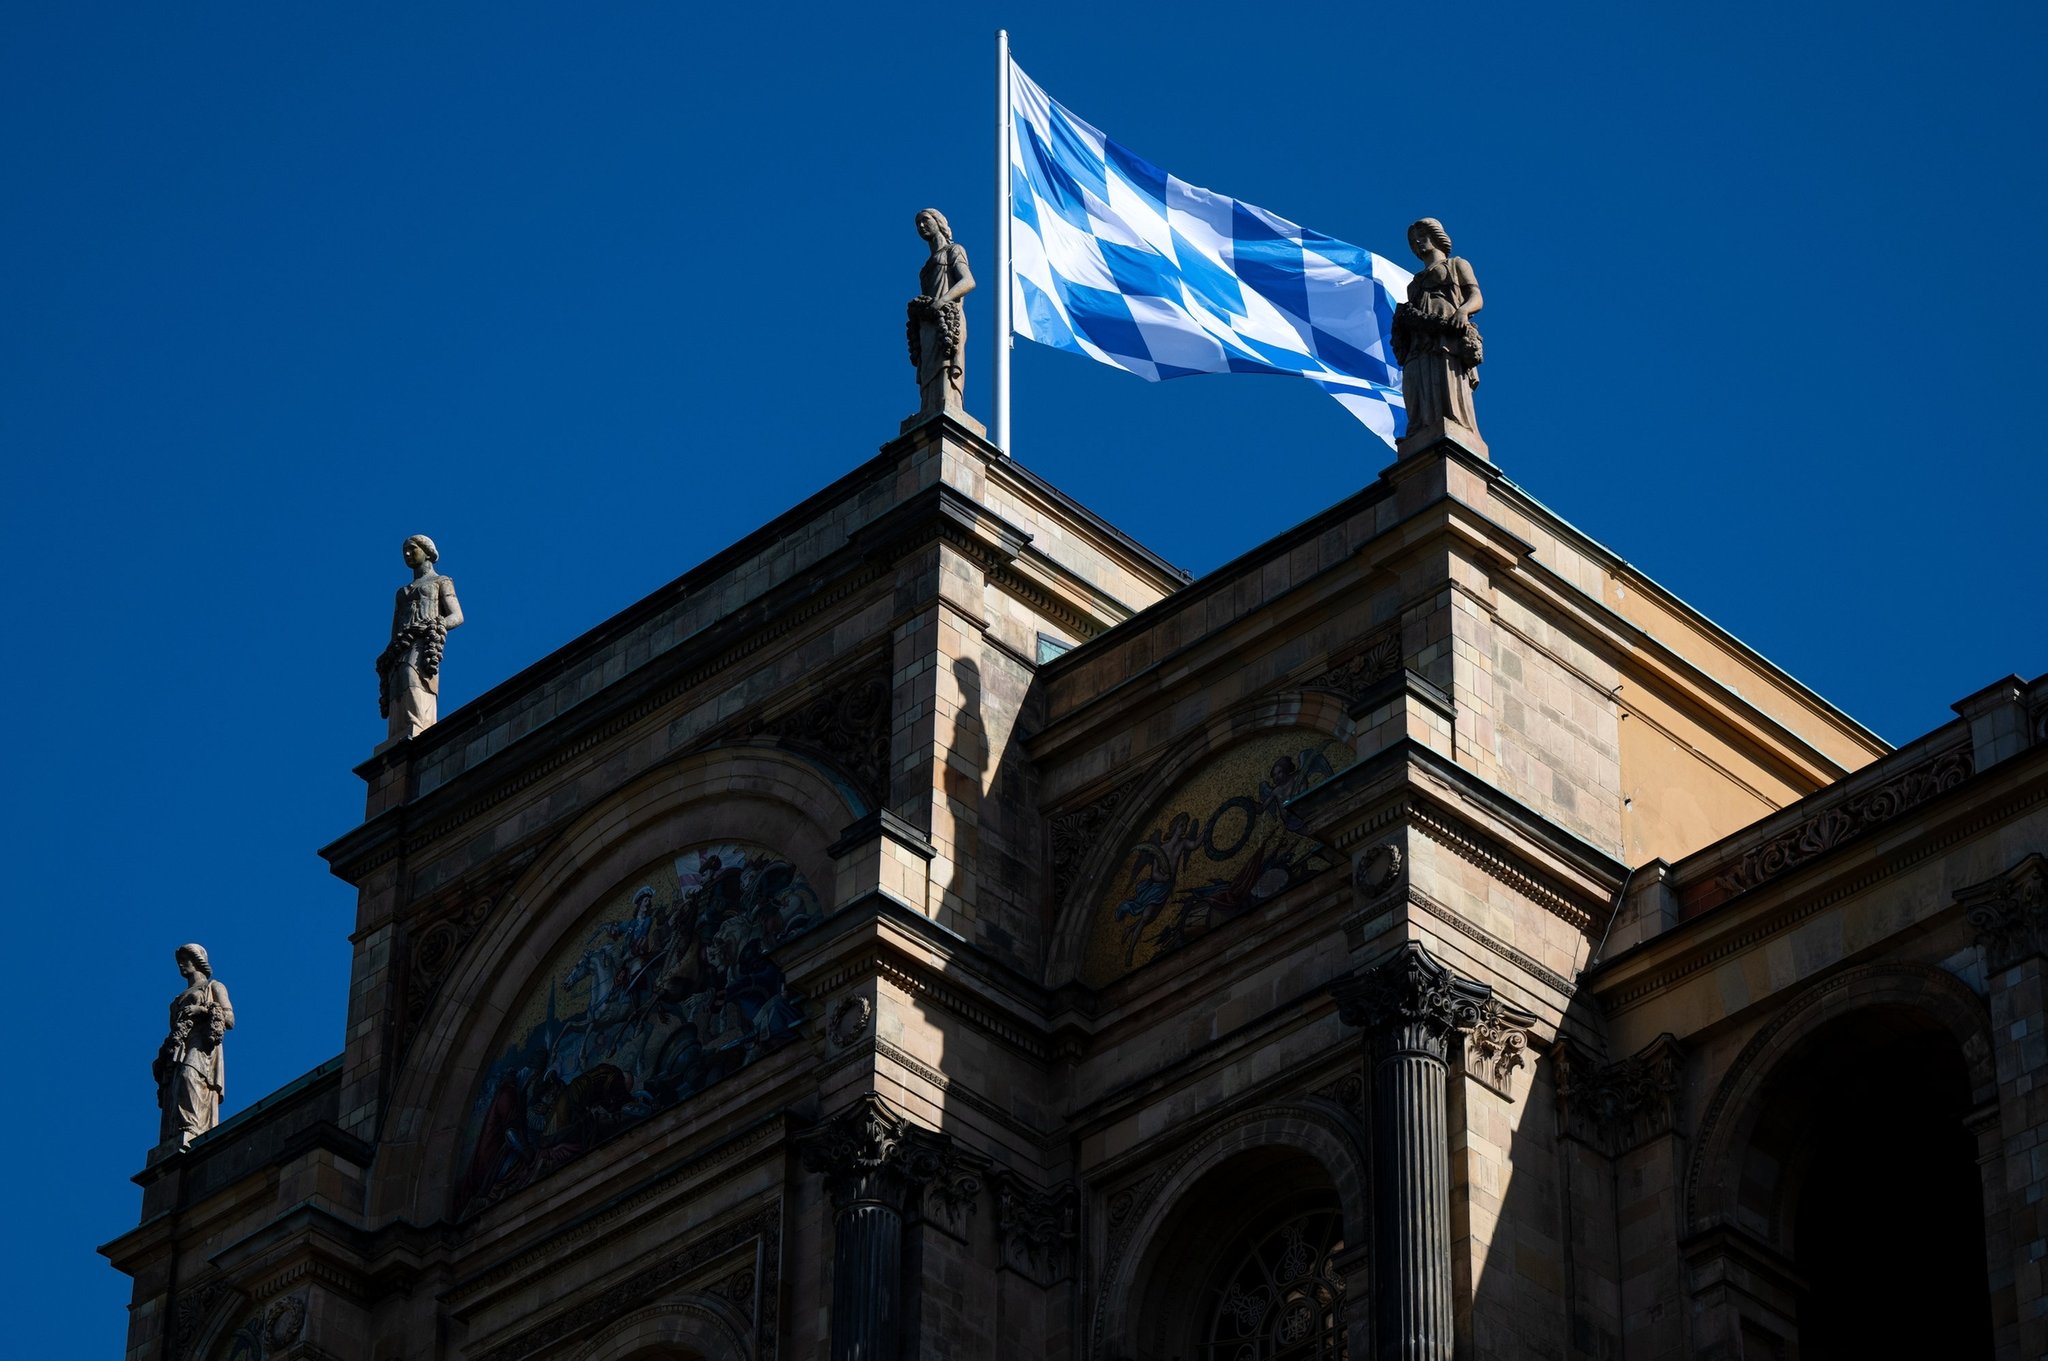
453 839 820 1216
1047 692 1357 988
372 746 853 1224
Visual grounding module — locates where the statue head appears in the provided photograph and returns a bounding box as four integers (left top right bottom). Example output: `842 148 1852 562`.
402 534 440 569
1407 218 1452 259
175 943 212 979
916 208 952 245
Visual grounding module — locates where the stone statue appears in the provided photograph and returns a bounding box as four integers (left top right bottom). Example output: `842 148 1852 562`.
376 534 464 743
154 944 234 1150
907 208 975 415
1392 217 1484 442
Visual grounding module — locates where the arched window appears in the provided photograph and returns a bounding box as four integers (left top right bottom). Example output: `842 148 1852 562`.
1200 1196 1349 1360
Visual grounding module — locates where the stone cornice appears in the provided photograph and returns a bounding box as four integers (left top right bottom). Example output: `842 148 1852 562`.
1370 883 1579 1002
1488 477 1889 759
465 1196 782 1361
1293 737 1624 930
1590 745 2048 1013
1036 474 1397 689
788 892 1057 1065
448 1112 797 1312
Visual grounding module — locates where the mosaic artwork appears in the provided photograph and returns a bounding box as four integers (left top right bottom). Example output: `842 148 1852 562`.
455 843 819 1214
1084 730 1353 986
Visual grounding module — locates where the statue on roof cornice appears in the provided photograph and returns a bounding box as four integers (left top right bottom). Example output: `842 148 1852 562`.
376 533 464 743
1393 217 1485 442
908 208 975 416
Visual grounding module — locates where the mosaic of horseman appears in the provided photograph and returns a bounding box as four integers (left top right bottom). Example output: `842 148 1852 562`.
456 843 819 1214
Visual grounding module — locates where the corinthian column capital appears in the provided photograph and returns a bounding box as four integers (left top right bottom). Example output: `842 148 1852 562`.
797 1091 987 1219
1331 942 1535 1088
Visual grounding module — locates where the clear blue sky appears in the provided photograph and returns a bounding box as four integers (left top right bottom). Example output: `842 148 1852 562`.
3 4 2041 1351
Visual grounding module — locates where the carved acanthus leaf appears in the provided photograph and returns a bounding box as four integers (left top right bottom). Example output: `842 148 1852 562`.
1719 746 1973 895
1331 943 1535 1091
797 1092 987 1225
748 662 893 805
993 1173 1080 1283
1316 625 1403 707
1553 1034 1685 1156
1963 853 2048 973
1048 776 1140 909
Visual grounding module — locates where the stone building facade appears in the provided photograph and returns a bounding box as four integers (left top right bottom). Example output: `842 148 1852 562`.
104 409 2047 1359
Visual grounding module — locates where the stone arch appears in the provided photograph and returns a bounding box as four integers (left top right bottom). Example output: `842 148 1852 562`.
1093 1100 1368 1359
183 1283 246 1361
371 743 858 1223
1045 690 1359 986
1685 959 1996 1238
562 1296 751 1361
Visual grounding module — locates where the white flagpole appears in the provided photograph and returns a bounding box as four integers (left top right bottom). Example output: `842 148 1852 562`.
993 28 1013 456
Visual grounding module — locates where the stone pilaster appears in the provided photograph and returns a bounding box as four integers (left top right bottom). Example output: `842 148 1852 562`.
1964 854 2048 1358
1333 943 1533 1361
797 1092 984 1361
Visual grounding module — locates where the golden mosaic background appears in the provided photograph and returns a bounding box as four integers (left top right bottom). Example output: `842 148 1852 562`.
1084 729 1353 985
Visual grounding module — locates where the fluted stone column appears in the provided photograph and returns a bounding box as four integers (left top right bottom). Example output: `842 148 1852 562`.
798 1092 982 1361
1334 943 1526 1361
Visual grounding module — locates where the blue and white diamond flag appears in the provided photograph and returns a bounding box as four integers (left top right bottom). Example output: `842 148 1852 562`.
1007 59 1413 449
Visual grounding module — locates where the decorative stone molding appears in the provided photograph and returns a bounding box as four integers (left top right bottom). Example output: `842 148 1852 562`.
1048 776 1140 910
1461 997 1533 1095
169 1276 239 1361
263 1293 308 1349
1354 842 1405 899
992 1172 1079 1284
394 850 541 1060
1962 852 2048 972
1313 1070 1365 1114
1316 624 1403 707
1553 1034 1685 1156
827 995 873 1048
1717 743 1973 895
747 661 893 806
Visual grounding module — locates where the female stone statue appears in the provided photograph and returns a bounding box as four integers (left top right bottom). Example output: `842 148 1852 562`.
1391 217 1484 438
907 208 975 415
154 944 234 1149
377 534 464 742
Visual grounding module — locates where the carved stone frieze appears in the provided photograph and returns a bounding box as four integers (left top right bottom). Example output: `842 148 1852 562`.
992 1173 1079 1283
1962 852 2048 972
746 661 893 806
1317 624 1403 707
1048 776 1139 909
394 849 542 1060
1718 745 1973 895
1554 1034 1685 1156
